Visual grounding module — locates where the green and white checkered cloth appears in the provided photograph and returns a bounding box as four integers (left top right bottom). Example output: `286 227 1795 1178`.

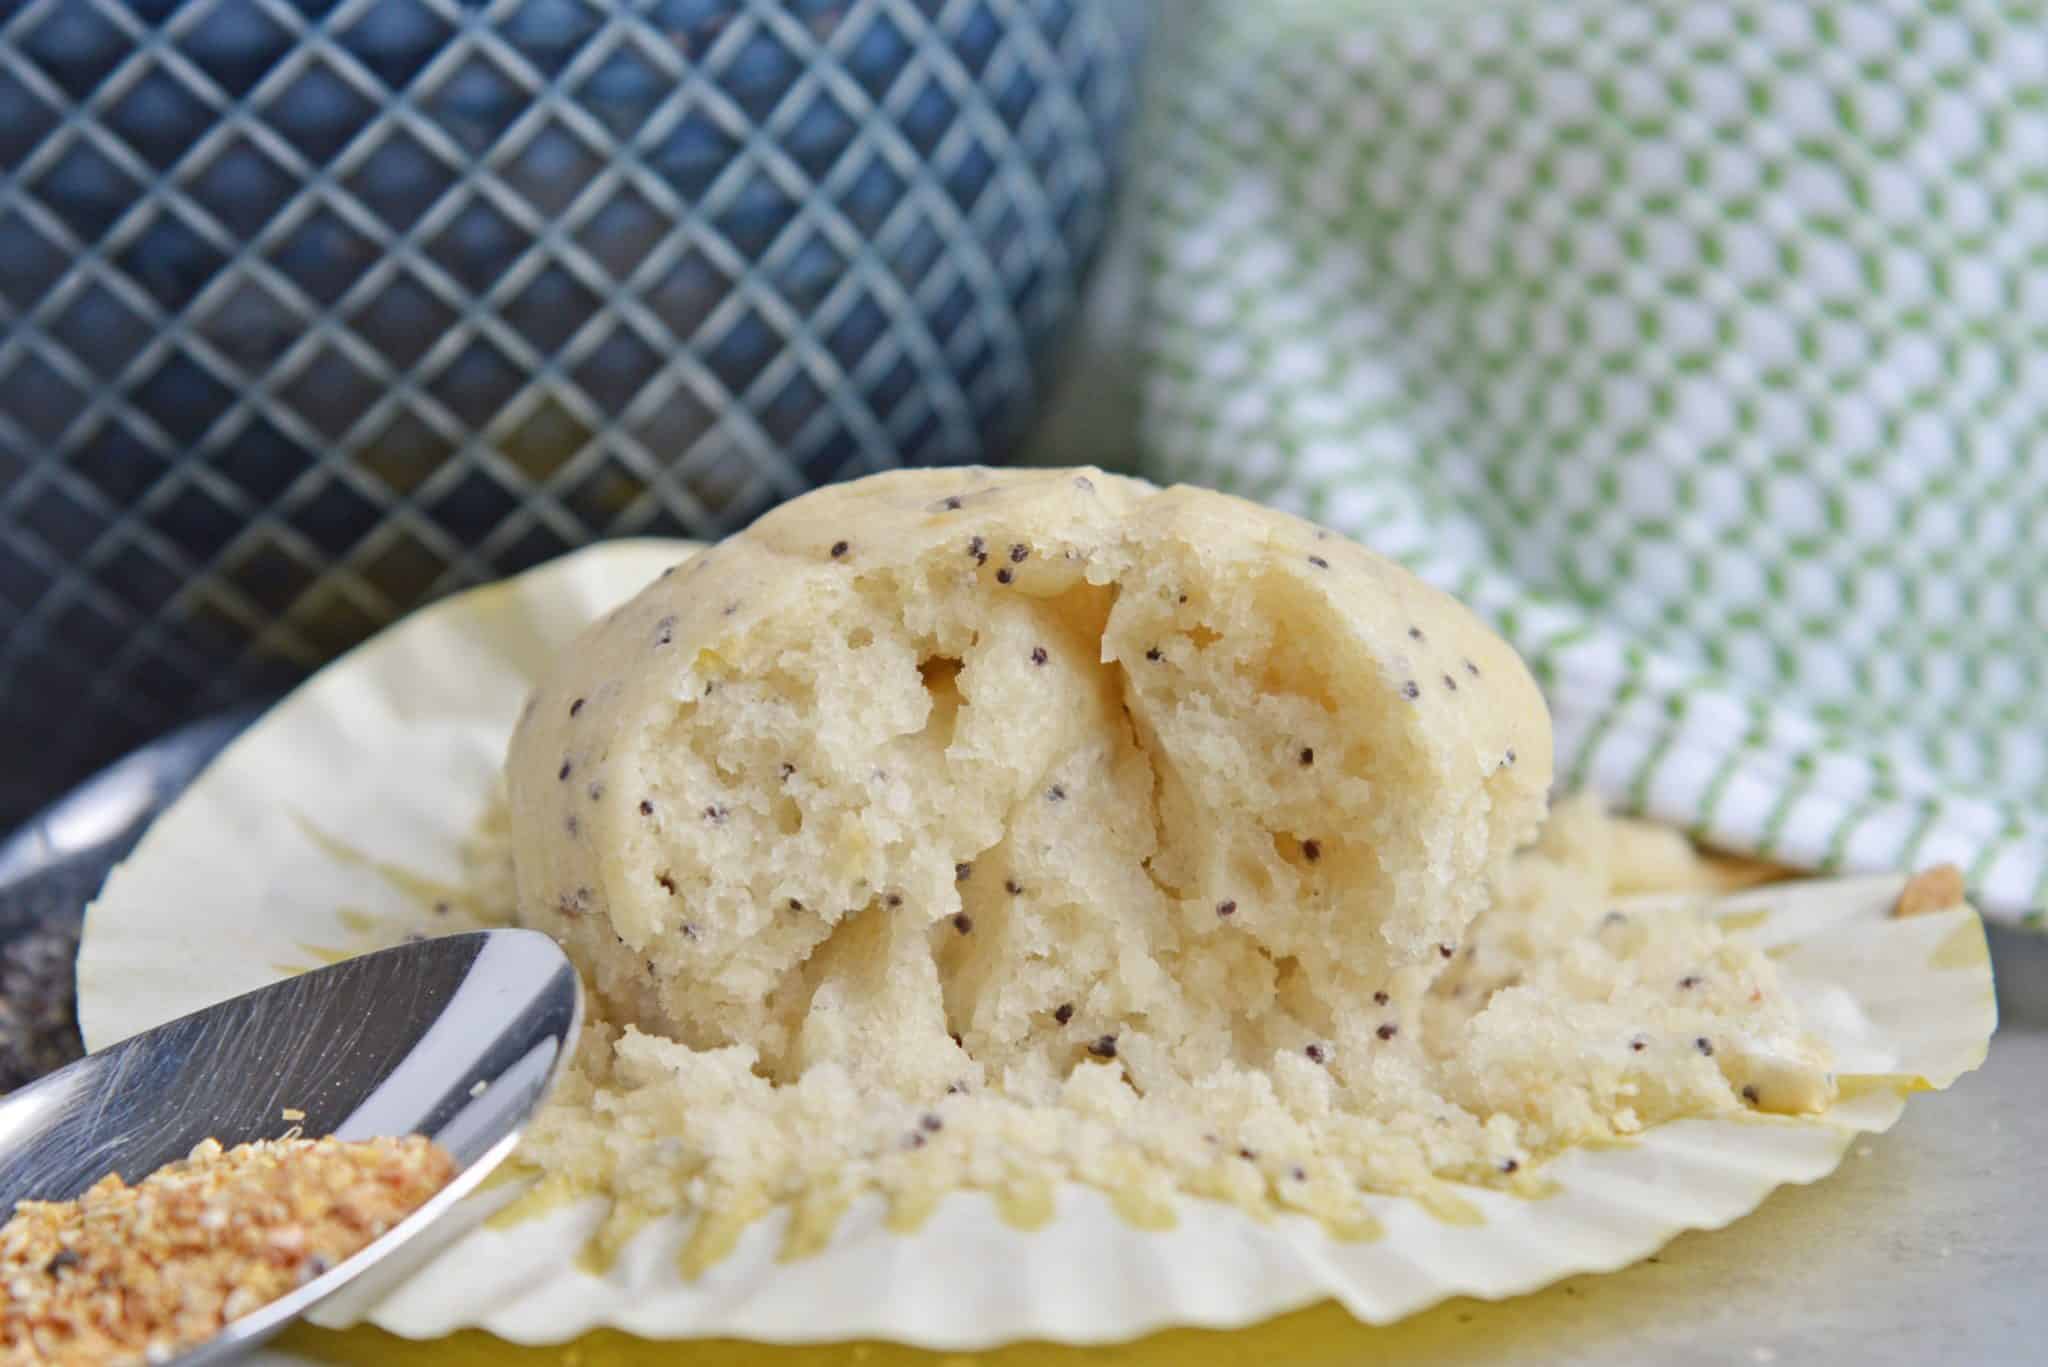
1136 0 2047 922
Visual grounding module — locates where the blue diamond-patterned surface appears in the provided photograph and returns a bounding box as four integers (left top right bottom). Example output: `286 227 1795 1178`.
0 0 1148 825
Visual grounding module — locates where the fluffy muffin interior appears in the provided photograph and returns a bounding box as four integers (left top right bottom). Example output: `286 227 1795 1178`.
520 484 1536 1117
498 470 1832 1253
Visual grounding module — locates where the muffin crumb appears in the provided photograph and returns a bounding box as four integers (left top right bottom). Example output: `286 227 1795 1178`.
494 468 1830 1259
1894 864 1966 918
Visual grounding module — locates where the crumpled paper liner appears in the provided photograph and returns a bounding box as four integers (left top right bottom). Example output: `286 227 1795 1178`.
78 541 1995 1350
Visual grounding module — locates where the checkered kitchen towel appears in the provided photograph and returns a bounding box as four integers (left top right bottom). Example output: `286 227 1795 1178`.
1137 0 2048 921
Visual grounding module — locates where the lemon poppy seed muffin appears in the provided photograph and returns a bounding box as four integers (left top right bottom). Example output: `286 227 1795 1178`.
505 467 1552 1108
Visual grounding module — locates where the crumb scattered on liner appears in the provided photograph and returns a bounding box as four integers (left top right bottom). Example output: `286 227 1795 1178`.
1893 864 1967 919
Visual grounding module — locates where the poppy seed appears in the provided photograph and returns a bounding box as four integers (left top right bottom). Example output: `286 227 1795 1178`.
1146 646 1163 661
639 799 655 816
1500 1158 1520 1174
1305 1043 1326 1063
1308 555 1329 569
569 697 585 717
1408 626 1424 641
996 568 1013 584
1047 784 1066 802
1402 681 1421 700
1005 879 1024 895
1054 1002 1075 1024
956 862 973 881
1376 1022 1398 1040
1373 991 1390 1006
1009 543 1028 563
1741 1084 1760 1104
558 760 572 781
1031 646 1048 665
953 913 973 934
1302 839 1322 862
1299 747 1314 765
1216 899 1237 917
1443 674 1458 692
830 540 849 558
1088 1035 1118 1059
1695 1037 1714 1056
1465 660 1480 676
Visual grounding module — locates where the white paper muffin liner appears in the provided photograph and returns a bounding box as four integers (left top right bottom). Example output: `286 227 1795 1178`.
77 541 1996 1351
